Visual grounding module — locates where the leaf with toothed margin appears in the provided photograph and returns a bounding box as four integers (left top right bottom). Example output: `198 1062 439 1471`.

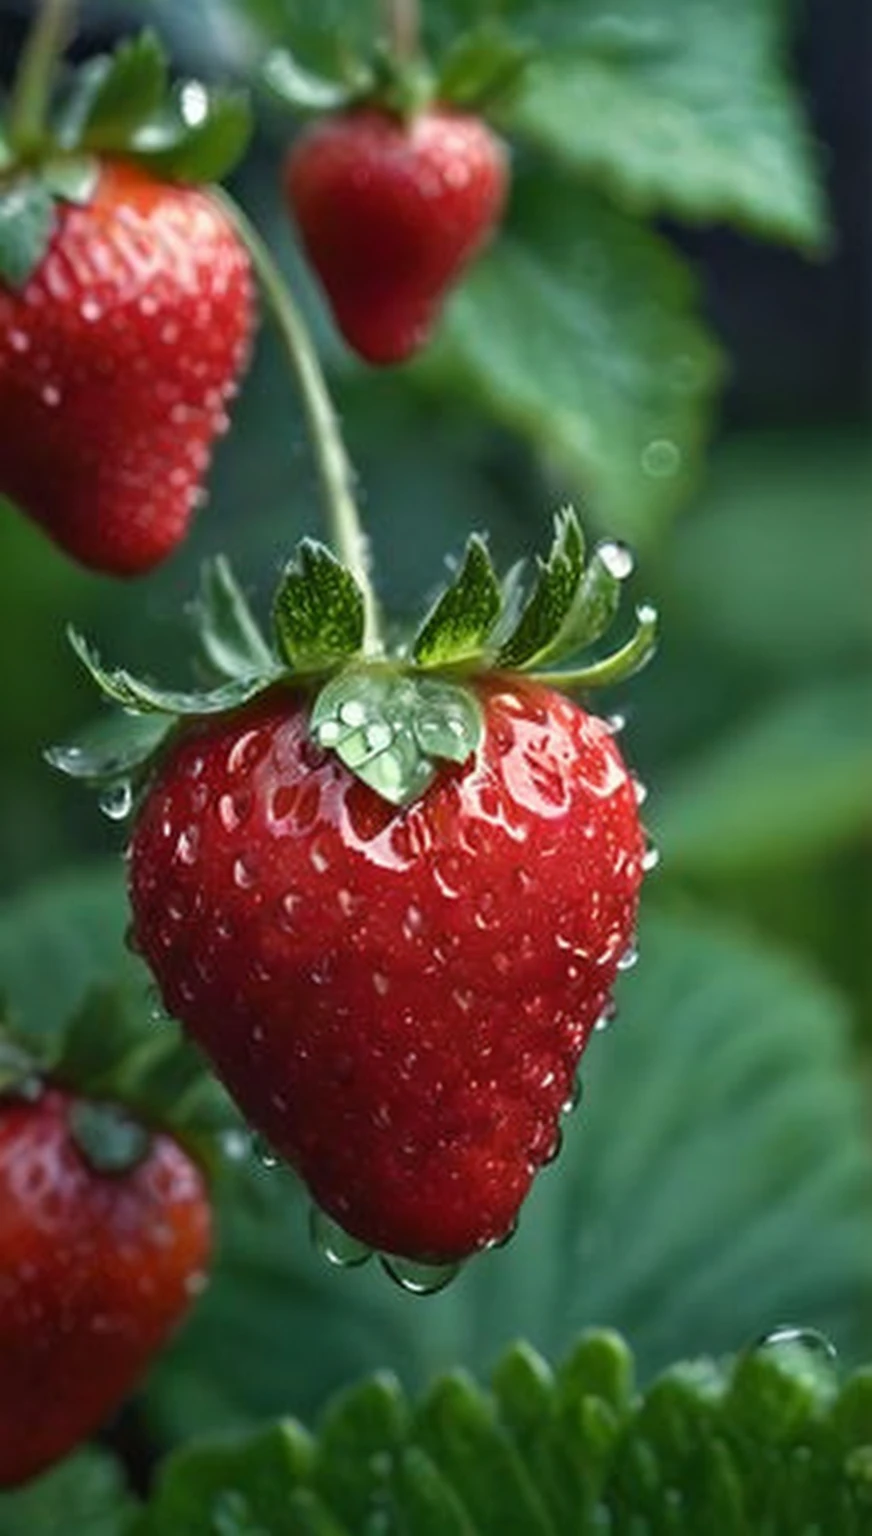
127 86 252 184
438 25 536 113
497 507 626 671
0 176 56 288
310 671 483 806
45 710 172 785
413 536 502 668
273 541 366 674
192 556 275 685
77 29 169 147
67 628 279 717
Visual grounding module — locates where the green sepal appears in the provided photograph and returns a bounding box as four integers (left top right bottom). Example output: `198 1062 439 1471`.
262 49 364 115
0 175 56 287
532 602 659 691
41 154 100 204
192 556 275 686
45 710 173 785
75 29 169 148
311 670 483 806
496 505 630 672
413 535 502 668
69 1098 152 1175
273 540 366 673
67 627 279 717
126 84 252 185
437 25 536 113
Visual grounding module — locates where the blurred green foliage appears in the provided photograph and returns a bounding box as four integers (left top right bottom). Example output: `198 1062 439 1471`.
0 0 868 1521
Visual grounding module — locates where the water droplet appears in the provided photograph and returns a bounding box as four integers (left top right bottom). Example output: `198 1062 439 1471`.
486 1217 519 1251
641 438 682 478
220 1129 251 1162
632 776 648 807
41 382 62 408
380 1255 460 1295
365 721 393 753
617 943 638 973
755 1325 839 1364
605 712 626 736
253 1135 279 1169
81 297 102 323
594 998 618 1031
340 699 367 728
98 781 133 821
543 1126 563 1164
598 540 635 580
180 80 209 126
562 1077 583 1114
310 1206 372 1268
642 844 661 873
8 327 30 353
317 719 341 746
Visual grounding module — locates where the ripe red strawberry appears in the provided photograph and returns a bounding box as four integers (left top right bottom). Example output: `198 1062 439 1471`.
0 160 253 576
128 680 643 1263
285 107 508 364
0 1086 211 1488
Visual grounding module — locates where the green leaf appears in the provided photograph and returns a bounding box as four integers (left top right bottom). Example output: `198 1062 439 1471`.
41 155 100 205
146 909 872 1447
272 541 365 672
311 670 483 805
0 176 56 288
262 49 360 113
78 30 169 146
193 557 275 684
144 1423 313 1536
45 710 172 785
413 536 502 667
0 1448 136 1535
139 1332 872 1533
129 86 252 184
68 627 278 716
416 166 722 546
507 0 828 250
437 26 535 112
70 1099 152 1174
653 677 872 875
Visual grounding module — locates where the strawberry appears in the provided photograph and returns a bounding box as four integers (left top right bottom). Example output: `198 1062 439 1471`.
0 1086 210 1487
284 107 508 365
0 28 254 575
127 678 642 1264
0 162 253 576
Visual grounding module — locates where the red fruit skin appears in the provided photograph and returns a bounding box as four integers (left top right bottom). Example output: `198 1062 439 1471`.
0 161 254 576
0 1088 211 1488
285 108 508 364
129 682 644 1263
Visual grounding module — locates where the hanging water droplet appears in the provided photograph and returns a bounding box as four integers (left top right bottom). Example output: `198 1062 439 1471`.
632 776 648 807
605 712 626 736
380 1254 460 1295
641 438 682 478
642 844 661 873
594 998 618 1031
562 1077 583 1114
124 923 141 955
543 1126 563 1165
617 943 638 973
755 1325 838 1364
310 1206 372 1268
252 1135 280 1169
598 540 635 581
146 985 169 1025
486 1216 519 1251
98 780 133 821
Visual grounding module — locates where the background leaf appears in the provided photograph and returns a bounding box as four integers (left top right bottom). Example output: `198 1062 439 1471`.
0 1448 136 1536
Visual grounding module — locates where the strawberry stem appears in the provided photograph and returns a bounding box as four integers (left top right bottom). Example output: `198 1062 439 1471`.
7 0 76 154
381 0 421 61
213 191 382 655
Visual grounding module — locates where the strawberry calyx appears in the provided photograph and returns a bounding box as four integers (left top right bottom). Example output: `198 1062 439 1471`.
48 507 657 809
0 982 240 1177
263 24 533 126
0 28 251 288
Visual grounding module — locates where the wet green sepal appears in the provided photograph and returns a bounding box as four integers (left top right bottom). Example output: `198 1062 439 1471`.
273 541 366 673
0 175 56 287
437 25 536 113
262 49 364 115
192 556 275 685
67 627 279 716
413 535 501 668
311 670 483 806
70 1098 152 1175
532 602 658 691
73 30 168 148
45 710 172 786
126 85 252 185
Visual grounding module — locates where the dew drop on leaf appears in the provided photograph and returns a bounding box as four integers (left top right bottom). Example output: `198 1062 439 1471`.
642 844 661 873
755 1324 839 1364
98 780 133 821
598 540 635 580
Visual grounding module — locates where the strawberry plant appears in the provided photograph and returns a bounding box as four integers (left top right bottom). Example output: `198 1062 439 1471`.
1 0 870 1529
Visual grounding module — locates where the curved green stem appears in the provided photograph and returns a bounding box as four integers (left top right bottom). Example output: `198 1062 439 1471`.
8 0 76 154
381 0 421 60
530 605 658 691
213 190 382 655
